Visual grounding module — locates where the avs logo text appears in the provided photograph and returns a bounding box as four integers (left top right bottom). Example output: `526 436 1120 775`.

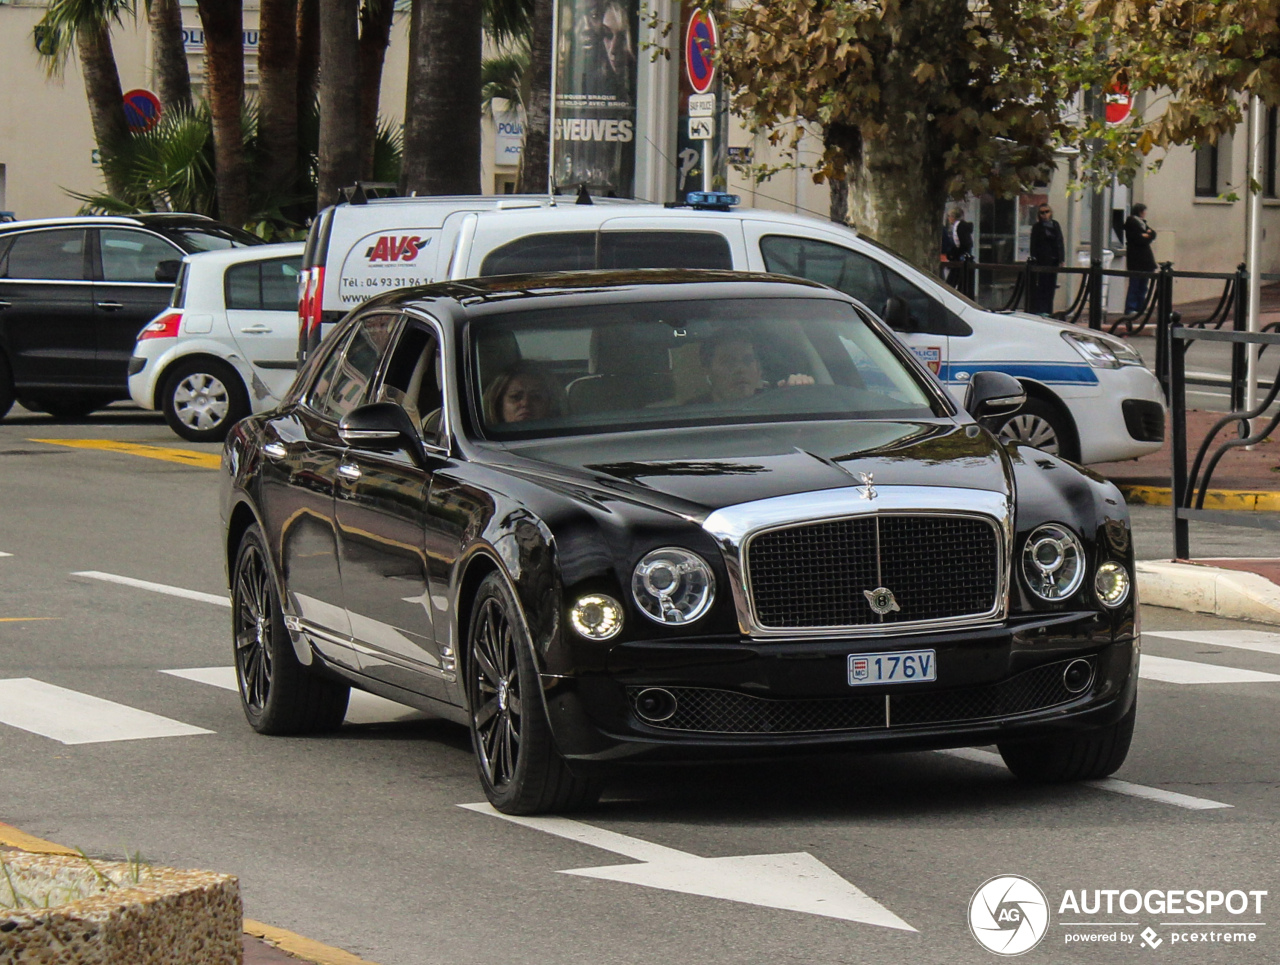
365 235 427 262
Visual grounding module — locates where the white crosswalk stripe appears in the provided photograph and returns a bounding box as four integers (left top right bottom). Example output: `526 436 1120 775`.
1140 654 1280 685
0 678 213 744
72 570 230 607
162 666 426 725
1146 629 1280 657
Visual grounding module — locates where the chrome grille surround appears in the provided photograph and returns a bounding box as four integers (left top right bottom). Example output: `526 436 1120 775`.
701 486 1012 638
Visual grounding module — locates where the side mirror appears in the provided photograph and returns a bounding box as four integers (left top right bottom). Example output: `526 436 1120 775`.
882 295 914 332
965 371 1026 421
339 402 421 452
155 260 181 284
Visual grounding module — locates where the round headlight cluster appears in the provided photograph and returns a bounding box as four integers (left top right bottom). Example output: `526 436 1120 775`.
1094 561 1131 608
1021 524 1085 601
632 547 715 625
569 594 623 640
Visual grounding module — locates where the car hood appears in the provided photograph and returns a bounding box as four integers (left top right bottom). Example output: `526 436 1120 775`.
494 419 1012 520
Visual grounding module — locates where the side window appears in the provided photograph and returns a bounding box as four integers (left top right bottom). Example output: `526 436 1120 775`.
882 266 960 335
3 229 86 280
225 262 261 310
598 231 732 269
760 235 889 313
479 232 596 275
310 314 398 421
99 229 181 283
375 321 445 443
261 258 301 311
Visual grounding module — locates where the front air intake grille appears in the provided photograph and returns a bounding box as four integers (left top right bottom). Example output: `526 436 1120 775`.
746 514 1001 629
627 658 1091 735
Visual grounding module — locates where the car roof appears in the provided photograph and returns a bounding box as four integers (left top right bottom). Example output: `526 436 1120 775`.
384 269 847 321
183 241 304 268
459 201 862 237
0 213 219 233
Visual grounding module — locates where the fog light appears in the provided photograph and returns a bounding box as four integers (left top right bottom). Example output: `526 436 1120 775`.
1063 659 1094 694
1094 561 1131 608
569 594 623 640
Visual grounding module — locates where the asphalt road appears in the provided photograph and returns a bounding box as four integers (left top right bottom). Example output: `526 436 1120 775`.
2 406 1278 965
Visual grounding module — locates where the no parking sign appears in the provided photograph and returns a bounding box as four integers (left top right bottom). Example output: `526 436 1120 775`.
123 89 162 133
684 8 718 95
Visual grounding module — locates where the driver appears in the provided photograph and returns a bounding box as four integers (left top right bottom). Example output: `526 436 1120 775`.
695 330 814 403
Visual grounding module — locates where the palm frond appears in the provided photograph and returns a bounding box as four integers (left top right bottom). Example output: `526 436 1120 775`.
482 48 530 114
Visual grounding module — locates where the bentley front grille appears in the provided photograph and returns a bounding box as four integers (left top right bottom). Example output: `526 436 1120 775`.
746 514 1001 630
626 658 1093 735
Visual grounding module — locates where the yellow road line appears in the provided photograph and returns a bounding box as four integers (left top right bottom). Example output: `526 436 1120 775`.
0 618 59 623
244 920 384 965
1118 484 1280 512
29 438 220 470
0 822 381 963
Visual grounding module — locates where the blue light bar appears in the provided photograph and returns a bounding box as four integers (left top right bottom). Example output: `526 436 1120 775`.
686 192 740 210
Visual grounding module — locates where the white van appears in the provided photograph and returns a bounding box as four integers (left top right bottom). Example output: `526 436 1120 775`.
300 195 1165 464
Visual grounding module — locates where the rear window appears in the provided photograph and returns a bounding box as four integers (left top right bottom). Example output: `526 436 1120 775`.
2 229 86 280
173 226 262 251
479 231 732 276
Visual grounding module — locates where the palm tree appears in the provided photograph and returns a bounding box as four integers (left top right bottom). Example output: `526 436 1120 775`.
35 0 135 198
516 0 551 194
258 0 299 199
358 0 397 180
317 0 361 206
148 0 191 112
401 0 482 194
195 0 249 225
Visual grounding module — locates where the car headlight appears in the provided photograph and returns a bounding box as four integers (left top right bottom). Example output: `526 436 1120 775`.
1022 524 1086 601
632 548 715 625
569 594 624 640
1061 331 1145 368
1094 561 1132 608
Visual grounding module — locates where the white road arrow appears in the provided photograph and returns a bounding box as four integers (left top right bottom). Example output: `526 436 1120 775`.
459 802 915 930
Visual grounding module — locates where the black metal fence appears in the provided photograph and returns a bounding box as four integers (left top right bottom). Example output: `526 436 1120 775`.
949 256 1280 559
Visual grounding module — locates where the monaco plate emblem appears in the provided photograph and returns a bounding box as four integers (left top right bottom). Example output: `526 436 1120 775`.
864 587 901 615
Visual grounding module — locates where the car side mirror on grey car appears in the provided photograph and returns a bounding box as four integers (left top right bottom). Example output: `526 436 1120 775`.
338 402 423 457
965 371 1026 421
155 260 181 284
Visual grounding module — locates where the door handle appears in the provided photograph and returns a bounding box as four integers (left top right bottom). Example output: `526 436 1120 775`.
239 325 273 334
96 301 124 311
337 462 362 481
263 442 288 460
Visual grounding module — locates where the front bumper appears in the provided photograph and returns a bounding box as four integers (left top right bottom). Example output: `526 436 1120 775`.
540 611 1137 762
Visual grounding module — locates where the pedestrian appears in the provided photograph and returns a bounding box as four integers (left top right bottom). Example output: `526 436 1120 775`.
1124 203 1157 316
1027 203 1065 315
943 207 973 288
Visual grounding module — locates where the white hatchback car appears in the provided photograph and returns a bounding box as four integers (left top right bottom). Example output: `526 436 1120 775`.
128 242 303 441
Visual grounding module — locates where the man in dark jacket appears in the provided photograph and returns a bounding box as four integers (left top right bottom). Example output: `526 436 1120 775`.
1124 203 1157 315
944 207 973 287
1028 203 1065 315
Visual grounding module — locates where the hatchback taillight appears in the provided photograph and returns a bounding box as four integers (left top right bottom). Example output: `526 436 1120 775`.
139 312 182 340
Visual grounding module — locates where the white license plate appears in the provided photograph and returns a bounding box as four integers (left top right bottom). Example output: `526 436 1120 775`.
847 649 937 686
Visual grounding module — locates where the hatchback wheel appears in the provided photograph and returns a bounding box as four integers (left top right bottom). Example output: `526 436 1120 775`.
994 397 1079 462
232 524 349 735
466 572 601 814
162 358 249 442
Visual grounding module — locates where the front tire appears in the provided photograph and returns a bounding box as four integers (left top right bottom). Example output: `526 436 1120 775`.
993 396 1080 462
232 524 349 735
998 702 1135 783
162 358 249 442
466 572 601 814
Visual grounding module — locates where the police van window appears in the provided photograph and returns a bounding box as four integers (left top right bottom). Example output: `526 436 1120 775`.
598 231 732 270
310 314 398 421
759 236 888 314
480 232 596 275
3 229 86 280
881 264 970 335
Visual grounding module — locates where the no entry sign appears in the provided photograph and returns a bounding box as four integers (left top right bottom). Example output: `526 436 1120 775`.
1105 85 1132 125
684 8 718 95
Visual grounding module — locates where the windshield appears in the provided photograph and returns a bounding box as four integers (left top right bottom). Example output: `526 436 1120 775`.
471 297 942 439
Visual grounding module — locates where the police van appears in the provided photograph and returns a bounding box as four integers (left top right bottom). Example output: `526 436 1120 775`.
298 193 1165 464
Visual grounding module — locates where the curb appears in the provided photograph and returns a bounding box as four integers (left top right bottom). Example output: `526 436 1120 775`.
1136 561 1280 625
1117 484 1280 511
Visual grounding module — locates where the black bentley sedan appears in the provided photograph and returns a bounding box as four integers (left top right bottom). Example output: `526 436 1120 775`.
220 270 1138 814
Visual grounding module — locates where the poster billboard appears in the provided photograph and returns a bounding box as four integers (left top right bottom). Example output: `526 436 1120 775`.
553 0 639 197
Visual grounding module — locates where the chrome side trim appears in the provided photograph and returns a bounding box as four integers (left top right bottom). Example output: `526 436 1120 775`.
702 485 1013 639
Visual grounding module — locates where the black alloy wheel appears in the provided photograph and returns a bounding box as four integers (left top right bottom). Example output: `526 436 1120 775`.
998 700 1136 783
232 524 349 735
466 572 601 814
